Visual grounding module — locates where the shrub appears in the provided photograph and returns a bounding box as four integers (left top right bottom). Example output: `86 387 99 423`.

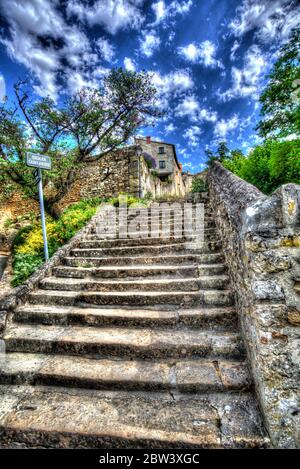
191 177 208 193
12 253 44 287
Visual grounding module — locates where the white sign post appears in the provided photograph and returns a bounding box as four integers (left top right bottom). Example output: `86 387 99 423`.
26 152 52 261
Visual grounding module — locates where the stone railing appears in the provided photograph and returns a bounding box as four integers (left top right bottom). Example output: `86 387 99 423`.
0 209 103 337
208 161 300 449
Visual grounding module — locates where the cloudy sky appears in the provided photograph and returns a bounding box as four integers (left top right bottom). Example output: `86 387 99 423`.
0 0 299 173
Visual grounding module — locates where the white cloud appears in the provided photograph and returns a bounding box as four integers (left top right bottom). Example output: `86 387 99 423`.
96 37 115 62
230 0 300 43
124 57 136 71
218 45 267 101
67 71 98 95
67 0 145 35
0 74 6 102
230 40 240 61
0 0 97 99
164 122 176 134
214 114 239 138
151 0 193 25
139 30 161 57
152 1 167 24
152 69 193 97
178 40 223 68
175 95 217 123
183 125 202 147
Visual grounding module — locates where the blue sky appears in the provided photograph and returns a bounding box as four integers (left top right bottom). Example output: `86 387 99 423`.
0 0 299 173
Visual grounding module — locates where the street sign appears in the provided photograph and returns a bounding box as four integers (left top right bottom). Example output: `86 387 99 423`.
26 152 51 261
26 152 52 170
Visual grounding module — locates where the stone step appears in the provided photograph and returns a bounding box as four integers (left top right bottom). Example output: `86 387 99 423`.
0 353 252 392
0 385 268 448
71 241 222 258
4 324 244 359
80 235 218 249
53 263 226 279
84 232 217 246
13 305 237 330
63 252 224 267
27 289 234 307
39 276 230 293
91 222 217 235
53 264 199 279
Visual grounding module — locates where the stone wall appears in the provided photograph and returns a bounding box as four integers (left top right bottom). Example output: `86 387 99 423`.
57 149 134 211
208 161 300 448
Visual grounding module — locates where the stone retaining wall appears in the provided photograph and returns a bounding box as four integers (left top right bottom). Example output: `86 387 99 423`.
208 161 300 448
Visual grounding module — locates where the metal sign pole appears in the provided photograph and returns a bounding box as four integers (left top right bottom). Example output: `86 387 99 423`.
37 168 49 261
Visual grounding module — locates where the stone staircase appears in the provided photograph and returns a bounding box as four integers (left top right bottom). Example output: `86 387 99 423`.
0 200 269 448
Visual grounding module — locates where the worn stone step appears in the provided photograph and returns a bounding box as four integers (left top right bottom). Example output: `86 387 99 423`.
53 264 199 279
71 241 222 258
91 222 217 235
0 353 252 392
27 289 234 307
39 276 230 293
0 385 268 448
4 324 244 358
84 232 217 245
53 263 226 279
63 252 224 267
80 235 218 249
13 305 237 330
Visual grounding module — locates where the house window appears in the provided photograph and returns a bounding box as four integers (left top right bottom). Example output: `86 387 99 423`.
158 147 165 154
159 160 166 169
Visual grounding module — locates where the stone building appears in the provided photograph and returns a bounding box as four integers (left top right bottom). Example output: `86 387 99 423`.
57 137 192 209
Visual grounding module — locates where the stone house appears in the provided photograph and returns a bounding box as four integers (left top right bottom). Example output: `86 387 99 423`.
57 137 192 209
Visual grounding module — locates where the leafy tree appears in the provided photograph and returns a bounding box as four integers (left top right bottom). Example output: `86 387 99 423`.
205 141 230 165
257 26 300 138
0 68 161 217
222 139 300 194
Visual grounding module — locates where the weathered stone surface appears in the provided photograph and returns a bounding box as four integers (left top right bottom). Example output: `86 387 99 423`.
4 323 244 359
0 353 252 393
0 385 268 448
208 161 300 448
252 280 285 301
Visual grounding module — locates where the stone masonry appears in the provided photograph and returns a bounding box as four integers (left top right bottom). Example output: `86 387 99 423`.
208 161 300 448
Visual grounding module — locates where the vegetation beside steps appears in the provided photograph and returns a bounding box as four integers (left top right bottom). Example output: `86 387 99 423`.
9 195 148 287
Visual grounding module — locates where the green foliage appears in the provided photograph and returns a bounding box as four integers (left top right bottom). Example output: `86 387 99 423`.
205 141 231 166
191 178 208 193
11 194 148 286
11 198 100 286
11 254 44 287
222 139 300 194
257 26 300 138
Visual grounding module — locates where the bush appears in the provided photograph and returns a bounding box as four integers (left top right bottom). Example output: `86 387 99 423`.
11 198 100 286
12 253 44 287
191 177 208 193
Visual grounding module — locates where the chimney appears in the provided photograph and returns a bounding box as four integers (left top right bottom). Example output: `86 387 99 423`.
146 136 151 144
